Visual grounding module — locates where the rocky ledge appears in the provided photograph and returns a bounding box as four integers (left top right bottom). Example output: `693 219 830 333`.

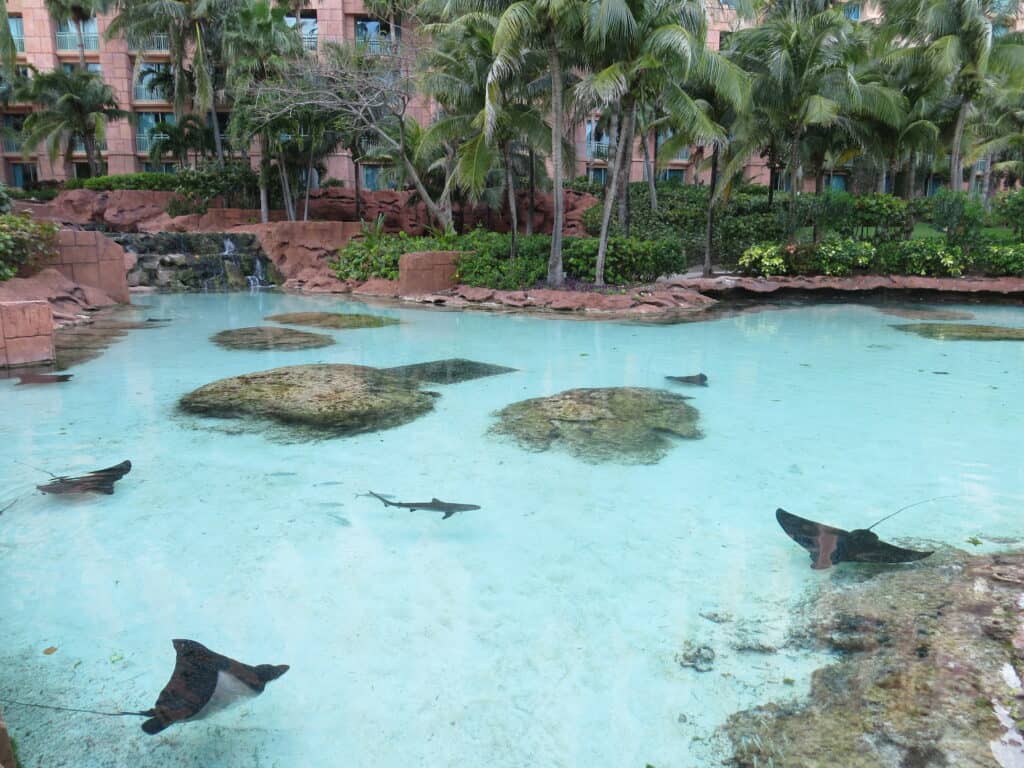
663 273 1024 297
0 268 118 328
725 550 1024 767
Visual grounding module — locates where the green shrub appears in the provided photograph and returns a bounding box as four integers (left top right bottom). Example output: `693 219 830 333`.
563 237 685 283
994 190 1024 241
333 217 415 281
0 213 59 280
566 177 605 196
0 184 11 214
174 162 260 210
166 196 204 217
7 186 59 202
739 243 789 276
813 237 875 276
718 212 787 263
974 243 1024 276
874 238 969 277
930 190 984 250
322 177 346 188
75 172 180 192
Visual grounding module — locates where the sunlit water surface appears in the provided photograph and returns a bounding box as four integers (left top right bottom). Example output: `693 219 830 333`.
2 293 1023 767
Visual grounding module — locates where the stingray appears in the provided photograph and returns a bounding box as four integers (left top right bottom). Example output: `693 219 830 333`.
36 460 132 495
776 506 935 570
0 639 288 735
15 373 73 385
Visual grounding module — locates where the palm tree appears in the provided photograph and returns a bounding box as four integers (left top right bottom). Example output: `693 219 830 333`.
147 114 212 167
46 0 109 68
881 0 1024 190
577 0 747 284
106 0 241 163
223 0 304 221
18 68 128 176
731 0 903 221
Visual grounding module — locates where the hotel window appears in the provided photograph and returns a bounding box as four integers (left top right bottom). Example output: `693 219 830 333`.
844 3 861 20
587 166 607 185
585 119 609 160
355 19 400 53
8 162 37 188
136 112 174 153
135 63 170 101
3 114 25 153
62 62 102 74
8 16 23 53
658 168 686 184
286 13 318 50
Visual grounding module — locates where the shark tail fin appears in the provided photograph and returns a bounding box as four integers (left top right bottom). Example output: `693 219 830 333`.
369 491 395 507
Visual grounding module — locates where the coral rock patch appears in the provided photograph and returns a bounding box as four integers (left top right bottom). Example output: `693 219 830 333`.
210 326 334 351
876 306 975 321
178 363 435 439
489 386 701 464
384 358 517 384
264 312 399 330
892 323 1024 341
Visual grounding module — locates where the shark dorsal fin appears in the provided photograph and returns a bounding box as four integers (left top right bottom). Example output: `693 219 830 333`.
432 497 441 504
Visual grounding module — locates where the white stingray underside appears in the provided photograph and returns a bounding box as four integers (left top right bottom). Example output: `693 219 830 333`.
191 671 260 721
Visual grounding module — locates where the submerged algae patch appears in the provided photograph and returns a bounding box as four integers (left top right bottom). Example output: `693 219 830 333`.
724 549 1024 768
876 307 975 321
210 326 334 351
489 386 702 464
264 312 399 330
179 364 435 439
384 358 517 384
892 323 1024 341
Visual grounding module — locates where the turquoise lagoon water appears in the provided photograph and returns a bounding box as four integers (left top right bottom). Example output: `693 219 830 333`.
1 293 1023 767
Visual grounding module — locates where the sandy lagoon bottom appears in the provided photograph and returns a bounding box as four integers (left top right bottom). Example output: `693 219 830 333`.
1 292 1022 767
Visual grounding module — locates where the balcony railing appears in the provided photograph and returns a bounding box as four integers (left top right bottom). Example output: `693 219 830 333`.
2 137 21 153
56 31 99 51
356 38 400 55
586 140 610 160
135 132 169 153
72 138 107 154
12 36 24 53
302 33 317 50
144 33 170 51
134 83 169 102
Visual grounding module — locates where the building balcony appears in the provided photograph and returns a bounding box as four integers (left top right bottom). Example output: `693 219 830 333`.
356 38 400 55
143 33 170 51
12 36 24 53
56 31 100 51
72 138 107 154
135 132 169 153
2 137 21 153
134 84 169 102
302 33 317 51
586 140 610 161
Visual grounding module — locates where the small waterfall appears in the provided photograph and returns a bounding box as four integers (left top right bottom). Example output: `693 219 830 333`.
246 255 267 292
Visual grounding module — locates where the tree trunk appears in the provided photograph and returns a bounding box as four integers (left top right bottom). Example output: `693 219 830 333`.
595 96 635 286
526 148 535 235
768 166 776 206
907 152 917 201
277 159 296 221
84 135 98 177
638 131 655 211
950 99 970 192
547 43 565 286
75 17 87 69
878 165 887 194
354 158 362 221
258 133 270 224
983 154 994 210
503 143 518 260
789 137 800 220
210 107 225 166
303 141 314 222
703 146 718 277
617 105 635 234
813 168 823 244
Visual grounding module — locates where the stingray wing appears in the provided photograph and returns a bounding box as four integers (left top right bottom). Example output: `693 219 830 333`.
776 509 849 570
151 640 226 723
845 537 933 564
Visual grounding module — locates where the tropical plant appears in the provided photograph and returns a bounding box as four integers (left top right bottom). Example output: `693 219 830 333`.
147 115 213 168
18 68 128 176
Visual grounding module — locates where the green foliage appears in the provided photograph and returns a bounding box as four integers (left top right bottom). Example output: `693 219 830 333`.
993 190 1024 241
63 172 180 192
333 218 413 281
795 193 909 242
973 243 1024 276
166 196 204 217
563 237 686 284
0 213 59 280
566 177 605 196
812 237 876 276
874 238 970 277
738 242 789 276
172 162 260 213
929 190 984 250
7 186 60 202
322 177 346 188
0 184 11 214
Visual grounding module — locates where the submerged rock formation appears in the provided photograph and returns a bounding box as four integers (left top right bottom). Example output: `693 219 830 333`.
876 306 975 321
892 323 1024 341
210 326 334 351
179 364 436 439
385 358 517 385
54 308 168 368
725 550 1024 767
489 387 702 464
264 312 399 330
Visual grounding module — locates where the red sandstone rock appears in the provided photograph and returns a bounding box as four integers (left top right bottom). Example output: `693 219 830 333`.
235 221 363 281
0 268 115 328
102 190 177 231
663 274 1024 296
17 189 107 225
398 251 460 295
353 278 400 297
0 300 55 366
455 286 495 303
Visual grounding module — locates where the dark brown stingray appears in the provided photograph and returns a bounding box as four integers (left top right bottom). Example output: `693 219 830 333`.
16 373 73 385
776 508 933 570
37 460 131 495
141 639 289 735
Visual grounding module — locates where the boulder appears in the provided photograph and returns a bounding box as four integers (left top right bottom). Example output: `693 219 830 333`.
101 190 177 231
210 326 335 351
489 386 702 464
0 268 115 326
179 364 437 440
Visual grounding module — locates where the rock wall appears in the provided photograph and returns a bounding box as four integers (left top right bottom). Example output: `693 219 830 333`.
15 188 600 238
0 300 54 367
114 232 273 292
30 230 131 304
234 221 362 293
0 268 117 326
398 251 460 295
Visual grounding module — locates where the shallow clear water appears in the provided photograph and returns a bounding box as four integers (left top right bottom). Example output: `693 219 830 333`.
2 294 1023 767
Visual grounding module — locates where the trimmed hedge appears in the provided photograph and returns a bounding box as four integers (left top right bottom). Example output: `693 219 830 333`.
740 237 975 278
65 172 180 192
0 213 59 280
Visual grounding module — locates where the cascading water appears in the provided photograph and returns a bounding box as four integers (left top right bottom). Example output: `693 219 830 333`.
247 256 266 291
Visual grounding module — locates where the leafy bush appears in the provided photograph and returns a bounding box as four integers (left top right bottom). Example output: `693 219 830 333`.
566 177 605 196
994 190 1024 241
813 237 876 276
0 213 59 280
0 184 11 214
333 217 413 281
7 186 59 202
322 177 346 188
166 196 204 217
973 243 1024 276
173 162 260 211
64 172 180 192
739 243 789 276
563 237 685 283
929 190 984 250
874 238 969 277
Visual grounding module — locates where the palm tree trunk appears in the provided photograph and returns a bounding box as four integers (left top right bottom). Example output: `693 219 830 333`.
983 154 994 210
703 146 718 277
210 107 225 166
617 105 635 233
547 42 565 286
75 18 86 69
878 165 887 194
258 133 270 224
503 142 518 260
907 152 917 201
354 157 362 221
950 99 969 192
642 131 657 212
595 96 635 286
768 166 776 206
277 159 296 221
526 148 535 235
789 137 800 221
813 168 823 244
303 141 314 222
84 135 99 177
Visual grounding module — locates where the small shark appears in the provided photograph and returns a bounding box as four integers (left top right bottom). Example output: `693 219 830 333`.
367 491 480 520
666 373 708 387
